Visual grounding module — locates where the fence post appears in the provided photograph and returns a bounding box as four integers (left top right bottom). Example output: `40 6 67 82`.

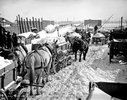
32 17 35 28
18 14 22 33
41 18 43 30
29 18 32 31
38 18 41 31
16 16 20 34
26 17 30 32
35 18 38 31
21 17 25 33
23 18 27 32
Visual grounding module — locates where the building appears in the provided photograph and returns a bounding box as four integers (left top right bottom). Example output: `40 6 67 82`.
0 17 18 34
84 19 102 27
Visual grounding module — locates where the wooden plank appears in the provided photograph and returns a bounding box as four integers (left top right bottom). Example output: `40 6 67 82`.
0 61 17 89
18 14 22 33
26 17 30 32
21 17 24 33
29 18 32 31
23 18 27 32
35 18 38 31
32 17 35 28
34 18 37 28
16 16 20 34
38 18 41 31
41 18 43 30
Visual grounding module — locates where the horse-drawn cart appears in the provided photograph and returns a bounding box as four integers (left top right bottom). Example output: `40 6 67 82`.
54 41 72 72
108 29 127 63
92 32 106 45
0 60 28 100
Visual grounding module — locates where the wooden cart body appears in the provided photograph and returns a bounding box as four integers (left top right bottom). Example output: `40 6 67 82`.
92 37 106 45
92 33 106 45
0 60 28 100
109 30 127 63
52 41 72 72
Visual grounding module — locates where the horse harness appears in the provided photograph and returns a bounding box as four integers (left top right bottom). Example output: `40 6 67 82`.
26 45 52 72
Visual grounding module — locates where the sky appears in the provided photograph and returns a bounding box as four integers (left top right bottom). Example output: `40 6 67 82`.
0 0 127 22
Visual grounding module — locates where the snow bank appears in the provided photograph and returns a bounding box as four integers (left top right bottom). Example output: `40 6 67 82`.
69 32 81 38
93 33 105 38
58 25 76 37
27 45 121 100
0 57 13 70
18 32 37 38
45 24 56 33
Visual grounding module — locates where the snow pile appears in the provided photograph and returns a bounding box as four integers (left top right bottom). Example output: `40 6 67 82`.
31 31 58 44
18 32 37 39
0 57 13 70
69 32 81 38
45 24 56 33
27 45 121 100
58 25 76 37
31 25 76 44
93 33 105 38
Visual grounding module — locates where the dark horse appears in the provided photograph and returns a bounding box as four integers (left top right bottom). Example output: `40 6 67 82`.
64 33 89 62
24 40 58 95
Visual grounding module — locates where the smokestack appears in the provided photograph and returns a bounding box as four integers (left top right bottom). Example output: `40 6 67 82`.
121 17 123 31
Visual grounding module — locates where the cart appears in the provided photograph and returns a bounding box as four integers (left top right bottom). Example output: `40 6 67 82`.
88 81 127 100
92 33 106 45
0 60 28 100
108 29 127 63
51 41 72 73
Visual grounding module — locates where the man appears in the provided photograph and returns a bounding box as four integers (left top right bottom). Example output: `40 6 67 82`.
0 24 7 48
12 32 18 48
86 31 91 44
6 31 13 49
94 25 98 35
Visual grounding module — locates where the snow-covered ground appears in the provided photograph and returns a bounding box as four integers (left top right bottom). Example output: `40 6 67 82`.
27 45 127 100
0 44 126 100
0 57 13 70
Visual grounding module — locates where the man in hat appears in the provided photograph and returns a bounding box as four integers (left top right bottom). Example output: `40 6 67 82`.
94 25 98 35
31 27 38 33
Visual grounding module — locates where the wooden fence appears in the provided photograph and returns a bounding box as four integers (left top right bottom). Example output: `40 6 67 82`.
16 15 54 34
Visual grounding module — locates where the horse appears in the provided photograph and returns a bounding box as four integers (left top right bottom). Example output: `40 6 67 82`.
0 47 15 60
64 33 89 62
0 35 28 80
24 40 58 95
5 35 28 78
13 44 28 77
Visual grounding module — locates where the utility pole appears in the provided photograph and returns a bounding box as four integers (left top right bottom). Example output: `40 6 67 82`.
121 17 123 31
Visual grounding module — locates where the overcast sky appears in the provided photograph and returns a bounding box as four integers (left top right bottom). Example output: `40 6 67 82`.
0 0 127 22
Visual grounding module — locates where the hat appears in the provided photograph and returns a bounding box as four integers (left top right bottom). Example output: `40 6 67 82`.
31 27 37 31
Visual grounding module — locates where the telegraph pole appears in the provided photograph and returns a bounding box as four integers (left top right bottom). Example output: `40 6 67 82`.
121 17 123 31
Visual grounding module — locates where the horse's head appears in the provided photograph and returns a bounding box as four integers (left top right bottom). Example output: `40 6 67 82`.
13 45 28 76
0 48 15 60
49 40 59 55
17 36 26 45
53 39 59 53
11 44 27 72
14 45 27 60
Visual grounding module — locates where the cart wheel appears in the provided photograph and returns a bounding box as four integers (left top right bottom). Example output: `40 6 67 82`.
17 88 28 100
68 56 72 65
0 90 8 100
64 58 67 68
